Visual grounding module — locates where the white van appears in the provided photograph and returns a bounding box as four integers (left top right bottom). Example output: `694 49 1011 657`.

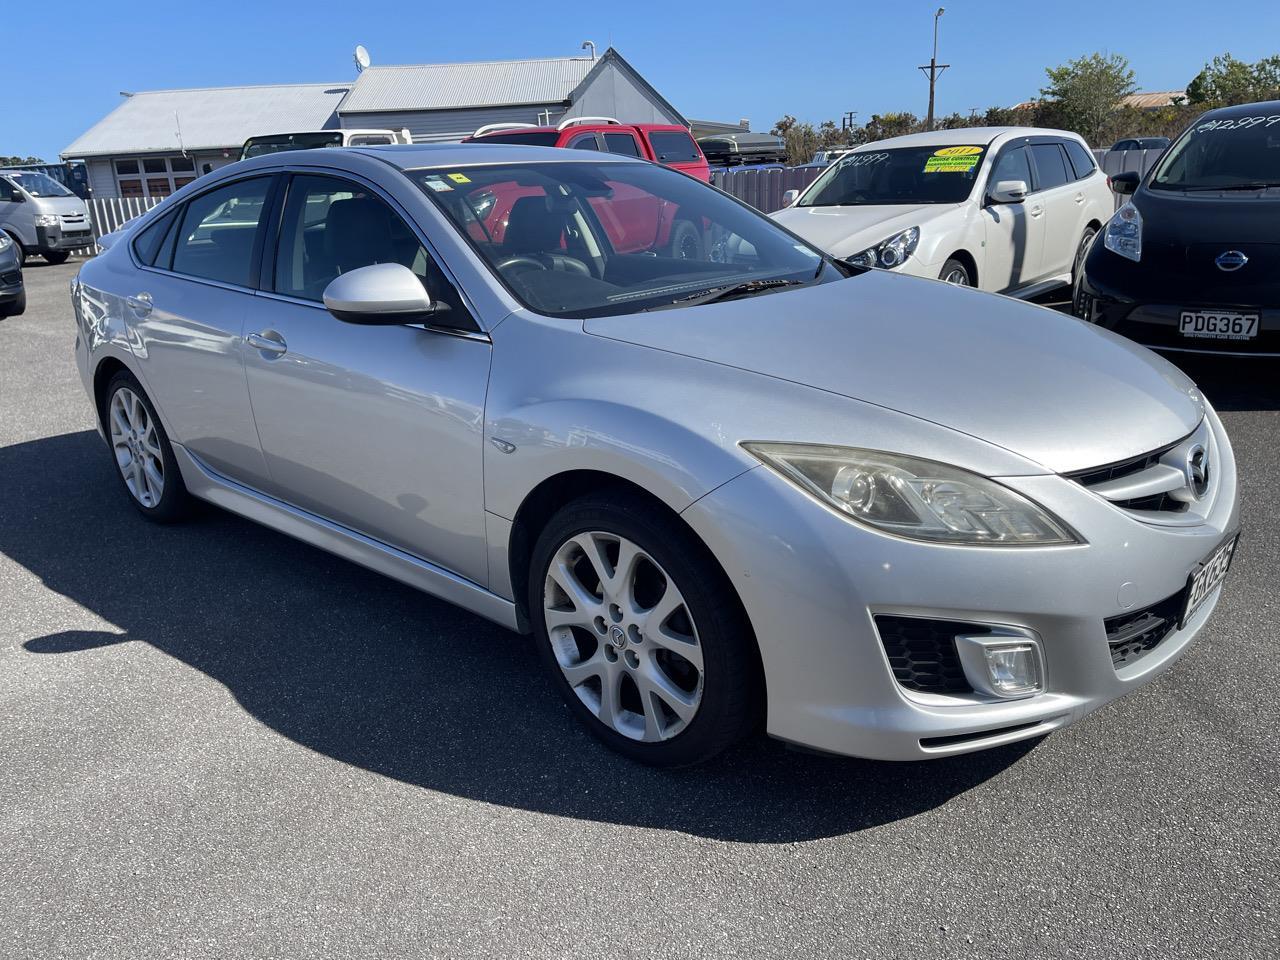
0 170 93 264
240 128 413 161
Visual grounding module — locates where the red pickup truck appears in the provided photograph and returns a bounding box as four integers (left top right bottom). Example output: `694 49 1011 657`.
463 118 711 182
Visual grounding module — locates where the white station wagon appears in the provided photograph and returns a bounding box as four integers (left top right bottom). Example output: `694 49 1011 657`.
773 127 1114 298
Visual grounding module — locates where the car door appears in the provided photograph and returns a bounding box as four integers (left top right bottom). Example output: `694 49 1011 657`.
979 144 1045 292
125 174 277 489
242 171 491 585
1027 141 1082 280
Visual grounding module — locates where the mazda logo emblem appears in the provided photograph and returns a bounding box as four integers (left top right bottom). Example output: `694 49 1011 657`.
1185 444 1210 500
1215 250 1249 272
610 625 627 647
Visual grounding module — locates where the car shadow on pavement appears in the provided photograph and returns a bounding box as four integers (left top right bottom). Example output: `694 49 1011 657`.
6 430 1037 843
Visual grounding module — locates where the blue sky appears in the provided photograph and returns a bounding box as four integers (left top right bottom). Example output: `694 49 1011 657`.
8 0 1280 161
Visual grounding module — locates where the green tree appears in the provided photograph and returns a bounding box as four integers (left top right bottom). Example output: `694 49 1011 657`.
1 155 44 166
1187 53 1280 105
1040 52 1137 146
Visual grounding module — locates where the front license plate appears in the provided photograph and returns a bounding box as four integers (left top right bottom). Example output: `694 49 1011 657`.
1181 534 1239 626
1179 310 1259 340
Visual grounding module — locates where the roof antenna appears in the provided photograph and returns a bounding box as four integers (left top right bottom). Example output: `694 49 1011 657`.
581 40 596 60
354 44 371 73
174 111 186 158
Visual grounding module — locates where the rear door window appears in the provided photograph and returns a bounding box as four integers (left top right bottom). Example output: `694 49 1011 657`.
170 176 272 286
647 131 702 164
1028 143 1071 191
604 133 643 157
568 134 601 151
1063 140 1097 181
132 210 179 266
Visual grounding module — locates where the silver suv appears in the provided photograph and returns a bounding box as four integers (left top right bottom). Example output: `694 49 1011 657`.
0 170 93 264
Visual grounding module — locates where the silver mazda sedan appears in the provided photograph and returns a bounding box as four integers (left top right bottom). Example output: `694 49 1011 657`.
71 144 1239 766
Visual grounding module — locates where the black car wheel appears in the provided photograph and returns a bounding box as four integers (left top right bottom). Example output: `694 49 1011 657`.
1071 227 1098 319
43 251 71 265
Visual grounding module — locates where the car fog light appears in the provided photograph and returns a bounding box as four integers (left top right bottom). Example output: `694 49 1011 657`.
954 632 1043 699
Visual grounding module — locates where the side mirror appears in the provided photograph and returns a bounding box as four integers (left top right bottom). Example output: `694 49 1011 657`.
781 189 799 207
988 179 1028 205
323 262 435 325
1110 171 1140 196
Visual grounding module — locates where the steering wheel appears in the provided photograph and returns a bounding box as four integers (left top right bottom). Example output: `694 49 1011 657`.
497 255 548 273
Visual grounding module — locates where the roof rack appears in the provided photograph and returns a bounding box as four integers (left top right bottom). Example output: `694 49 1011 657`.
472 122 539 138
557 116 621 130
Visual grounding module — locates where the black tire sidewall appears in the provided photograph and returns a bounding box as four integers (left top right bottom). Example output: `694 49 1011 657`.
527 493 759 766
1072 228 1097 319
939 257 971 286
43 251 70 265
669 220 704 261
104 371 189 523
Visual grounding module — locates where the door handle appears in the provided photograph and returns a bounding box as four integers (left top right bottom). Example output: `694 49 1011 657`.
1074 192 1086 204
247 331 288 356
125 292 152 316
1029 204 1044 218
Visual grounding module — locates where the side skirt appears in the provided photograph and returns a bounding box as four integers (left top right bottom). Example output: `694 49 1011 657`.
172 444 520 632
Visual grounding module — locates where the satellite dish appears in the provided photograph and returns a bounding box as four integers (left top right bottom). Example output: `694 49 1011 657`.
354 45 371 72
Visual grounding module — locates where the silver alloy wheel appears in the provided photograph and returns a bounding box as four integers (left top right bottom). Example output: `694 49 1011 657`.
109 387 165 508
942 265 970 286
543 531 704 742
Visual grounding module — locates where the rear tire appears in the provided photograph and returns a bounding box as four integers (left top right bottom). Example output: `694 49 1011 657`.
939 257 972 286
528 491 761 766
103 371 192 523
43 251 70 265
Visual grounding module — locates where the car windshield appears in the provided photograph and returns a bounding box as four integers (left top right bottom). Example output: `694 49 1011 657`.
7 171 74 197
413 160 833 318
798 145 987 206
1150 115 1280 190
241 132 344 159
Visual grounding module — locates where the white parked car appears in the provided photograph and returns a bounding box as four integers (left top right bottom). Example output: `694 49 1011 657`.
773 127 1114 298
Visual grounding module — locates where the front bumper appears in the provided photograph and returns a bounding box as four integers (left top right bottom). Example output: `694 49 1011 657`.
36 224 93 253
680 408 1239 761
1080 248 1280 356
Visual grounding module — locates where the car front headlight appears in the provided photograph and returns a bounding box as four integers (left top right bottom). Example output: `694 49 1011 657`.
0 233 11 252
743 443 1081 546
34 214 60 227
1103 201 1142 262
846 226 920 270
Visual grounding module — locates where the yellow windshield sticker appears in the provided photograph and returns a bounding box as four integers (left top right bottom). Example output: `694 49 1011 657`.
447 173 471 184
923 146 983 173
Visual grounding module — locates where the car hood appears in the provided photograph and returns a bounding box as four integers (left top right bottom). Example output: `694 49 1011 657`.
584 271 1204 474
30 195 88 217
771 203 956 258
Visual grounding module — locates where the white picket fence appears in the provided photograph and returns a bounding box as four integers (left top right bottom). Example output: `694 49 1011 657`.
70 196 166 256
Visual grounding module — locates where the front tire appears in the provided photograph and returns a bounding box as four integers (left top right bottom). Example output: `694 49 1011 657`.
43 251 71 265
939 257 972 286
103 371 191 523
669 220 704 261
528 492 760 766
1071 227 1098 319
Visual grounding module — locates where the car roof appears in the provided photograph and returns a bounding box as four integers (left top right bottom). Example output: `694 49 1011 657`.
851 126 1082 151
470 122 687 136
1198 98 1280 119
348 142 645 169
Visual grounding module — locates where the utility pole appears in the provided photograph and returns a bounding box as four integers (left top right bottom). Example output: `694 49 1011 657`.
918 7 948 131
841 110 858 131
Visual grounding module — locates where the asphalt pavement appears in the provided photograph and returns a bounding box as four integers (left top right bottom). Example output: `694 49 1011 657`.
2 260 1277 959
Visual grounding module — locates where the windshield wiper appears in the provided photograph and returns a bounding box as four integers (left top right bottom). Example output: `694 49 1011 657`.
647 278 806 310
1178 182 1280 191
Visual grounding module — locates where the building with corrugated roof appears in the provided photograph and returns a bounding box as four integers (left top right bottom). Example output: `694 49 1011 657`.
62 47 687 199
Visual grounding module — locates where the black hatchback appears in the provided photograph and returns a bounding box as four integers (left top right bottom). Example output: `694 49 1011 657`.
1077 99 1280 356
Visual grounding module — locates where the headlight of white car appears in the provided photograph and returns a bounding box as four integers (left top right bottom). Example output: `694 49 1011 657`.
33 214 61 228
1104 202 1142 262
743 443 1081 546
846 226 920 270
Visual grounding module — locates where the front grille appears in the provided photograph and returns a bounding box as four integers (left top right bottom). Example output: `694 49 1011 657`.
1066 440 1178 489
1111 492 1189 513
1104 590 1183 669
874 616 979 694
0 270 20 287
